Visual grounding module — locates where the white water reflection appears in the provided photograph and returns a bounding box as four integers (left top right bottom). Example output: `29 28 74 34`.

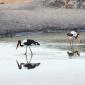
0 42 85 62
0 41 85 85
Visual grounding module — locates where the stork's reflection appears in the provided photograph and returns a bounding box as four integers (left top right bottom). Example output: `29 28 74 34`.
16 39 40 70
16 60 40 70
67 45 80 58
16 49 40 70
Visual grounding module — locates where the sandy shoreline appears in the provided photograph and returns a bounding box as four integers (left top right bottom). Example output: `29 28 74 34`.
0 9 85 33
0 32 85 43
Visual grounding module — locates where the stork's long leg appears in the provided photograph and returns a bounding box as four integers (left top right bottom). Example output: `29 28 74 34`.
25 46 28 63
29 46 33 63
25 46 27 55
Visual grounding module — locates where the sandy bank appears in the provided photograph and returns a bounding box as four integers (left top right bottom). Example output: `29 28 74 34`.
0 9 85 33
0 32 85 44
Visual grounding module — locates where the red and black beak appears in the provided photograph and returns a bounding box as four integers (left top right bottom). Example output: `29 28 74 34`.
16 42 19 49
16 40 21 49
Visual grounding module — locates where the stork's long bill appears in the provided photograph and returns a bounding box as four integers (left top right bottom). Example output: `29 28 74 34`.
16 42 19 49
16 40 21 49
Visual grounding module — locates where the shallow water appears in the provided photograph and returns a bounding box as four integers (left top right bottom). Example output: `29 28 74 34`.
0 41 85 75
0 32 85 71
0 41 85 62
0 36 85 85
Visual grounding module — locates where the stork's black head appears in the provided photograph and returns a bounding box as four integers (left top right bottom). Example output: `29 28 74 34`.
67 33 73 36
16 40 21 49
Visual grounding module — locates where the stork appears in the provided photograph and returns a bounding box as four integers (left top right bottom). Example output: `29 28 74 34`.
16 39 40 63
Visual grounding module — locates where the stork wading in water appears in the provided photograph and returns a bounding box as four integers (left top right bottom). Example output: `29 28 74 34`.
67 29 80 57
16 39 40 63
